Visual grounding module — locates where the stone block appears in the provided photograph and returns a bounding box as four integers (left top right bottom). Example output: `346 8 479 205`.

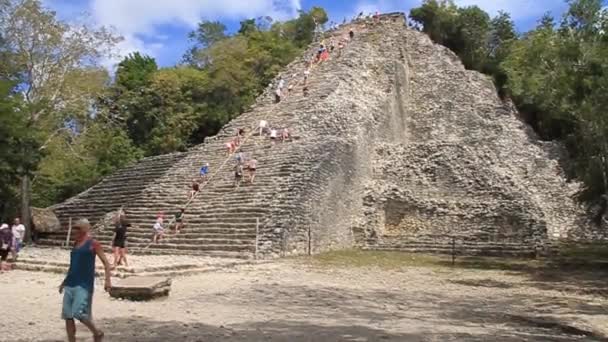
109 276 171 301
32 207 61 233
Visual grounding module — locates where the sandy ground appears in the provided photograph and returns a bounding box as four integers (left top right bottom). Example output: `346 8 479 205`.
1 256 607 342
16 247 248 271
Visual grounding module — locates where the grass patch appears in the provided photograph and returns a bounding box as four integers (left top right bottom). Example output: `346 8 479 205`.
299 248 608 274
557 243 608 261
306 249 445 269
301 249 547 272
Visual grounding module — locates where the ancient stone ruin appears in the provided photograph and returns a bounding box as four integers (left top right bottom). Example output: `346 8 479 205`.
109 277 172 301
39 13 607 259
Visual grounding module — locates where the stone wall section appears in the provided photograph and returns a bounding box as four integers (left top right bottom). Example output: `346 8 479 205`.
361 25 608 256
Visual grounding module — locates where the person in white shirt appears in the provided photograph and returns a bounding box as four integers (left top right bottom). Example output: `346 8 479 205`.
259 120 268 136
11 218 25 260
275 87 282 103
152 216 164 244
270 128 278 144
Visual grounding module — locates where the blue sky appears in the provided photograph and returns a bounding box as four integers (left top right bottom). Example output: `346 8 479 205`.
44 0 576 67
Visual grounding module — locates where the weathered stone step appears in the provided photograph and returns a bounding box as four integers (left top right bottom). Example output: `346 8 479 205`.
370 238 534 247
365 245 536 257
126 206 271 215
130 242 255 252
113 236 255 245
130 248 253 259
95 232 257 240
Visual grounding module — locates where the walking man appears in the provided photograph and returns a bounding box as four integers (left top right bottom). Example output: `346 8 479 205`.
59 218 111 342
11 217 25 261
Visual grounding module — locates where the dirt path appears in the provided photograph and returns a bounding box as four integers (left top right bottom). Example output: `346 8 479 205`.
2 254 607 341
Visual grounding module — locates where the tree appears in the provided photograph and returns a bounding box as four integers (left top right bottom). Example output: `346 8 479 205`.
103 53 159 146
0 79 40 220
184 20 227 65
409 0 458 46
485 11 516 88
238 19 258 36
141 67 208 154
453 6 491 70
0 0 121 240
500 0 608 204
115 52 158 91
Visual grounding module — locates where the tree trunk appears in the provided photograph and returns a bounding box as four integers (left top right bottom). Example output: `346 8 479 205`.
21 174 32 242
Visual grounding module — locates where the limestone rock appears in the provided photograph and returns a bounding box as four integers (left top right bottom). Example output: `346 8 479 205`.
31 207 61 233
109 276 171 301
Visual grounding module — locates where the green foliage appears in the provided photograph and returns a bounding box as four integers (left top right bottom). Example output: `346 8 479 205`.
0 80 40 219
0 2 326 214
410 1 494 70
410 0 459 46
485 11 516 88
452 6 491 70
183 20 227 65
107 5 321 157
0 0 134 214
116 52 158 91
32 123 142 207
143 67 209 154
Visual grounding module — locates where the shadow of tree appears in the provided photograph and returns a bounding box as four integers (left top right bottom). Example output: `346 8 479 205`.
437 256 608 297
26 316 606 342
449 278 514 289
436 294 607 341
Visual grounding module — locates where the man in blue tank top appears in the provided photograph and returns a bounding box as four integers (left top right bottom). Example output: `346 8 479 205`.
59 218 112 342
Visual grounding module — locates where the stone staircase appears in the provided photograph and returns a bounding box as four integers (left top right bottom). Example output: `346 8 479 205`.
43 153 185 242
362 235 537 257
12 248 262 278
39 15 406 258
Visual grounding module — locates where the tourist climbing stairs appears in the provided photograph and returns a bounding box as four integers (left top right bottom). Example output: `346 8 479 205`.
39 20 369 258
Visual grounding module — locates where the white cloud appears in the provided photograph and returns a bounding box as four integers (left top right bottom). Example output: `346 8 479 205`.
90 0 302 67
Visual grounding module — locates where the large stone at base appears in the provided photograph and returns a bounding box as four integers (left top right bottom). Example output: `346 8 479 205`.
109 276 171 301
31 207 61 233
